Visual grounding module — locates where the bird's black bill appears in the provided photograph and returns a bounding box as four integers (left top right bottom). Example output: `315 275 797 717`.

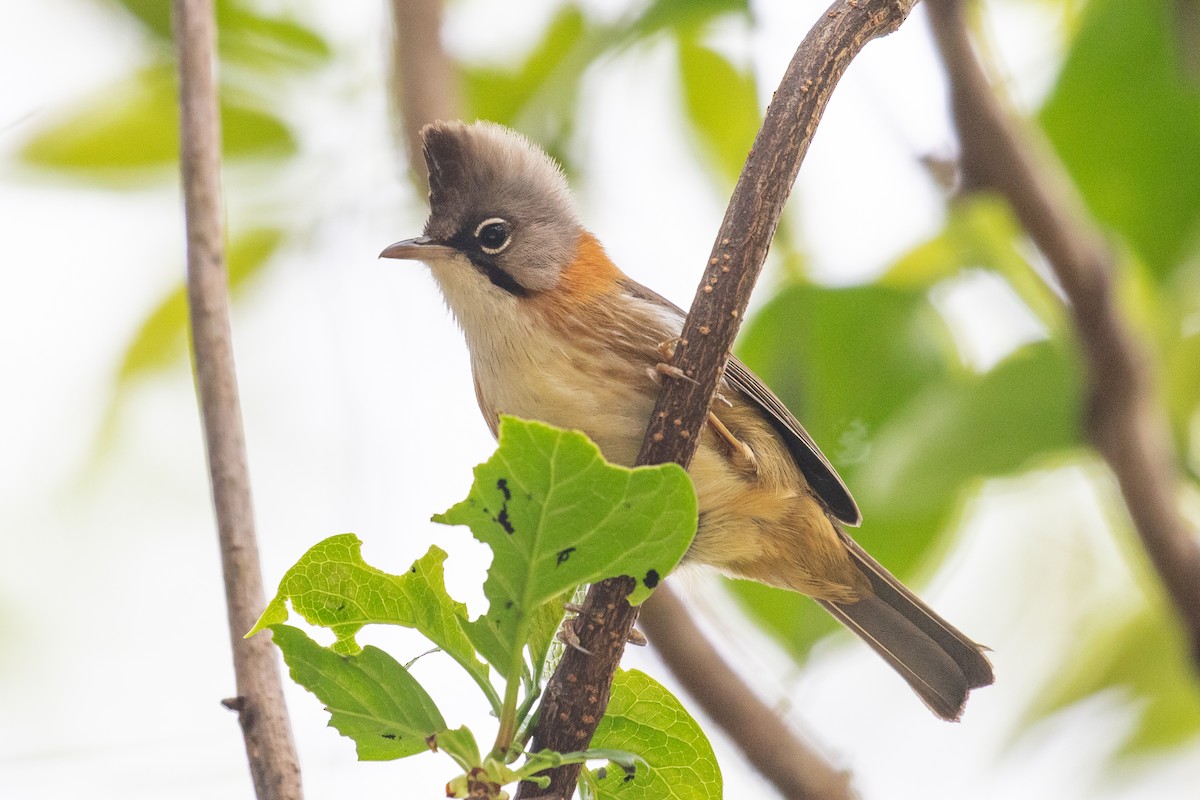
379 237 457 260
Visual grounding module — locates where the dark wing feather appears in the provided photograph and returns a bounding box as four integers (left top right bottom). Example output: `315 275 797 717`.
617 276 861 526
724 358 861 526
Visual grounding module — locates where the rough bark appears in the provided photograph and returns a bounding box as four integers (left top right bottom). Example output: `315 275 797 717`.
174 1 304 796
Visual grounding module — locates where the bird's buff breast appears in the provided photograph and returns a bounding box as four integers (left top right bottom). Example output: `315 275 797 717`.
468 312 659 468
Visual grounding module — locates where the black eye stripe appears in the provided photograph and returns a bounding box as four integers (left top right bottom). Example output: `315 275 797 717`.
469 253 529 297
443 219 527 297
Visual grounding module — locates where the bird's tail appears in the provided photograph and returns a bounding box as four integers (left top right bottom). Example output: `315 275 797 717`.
819 529 994 721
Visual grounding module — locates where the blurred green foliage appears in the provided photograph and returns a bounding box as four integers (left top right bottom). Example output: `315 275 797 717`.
14 0 322 429
461 0 752 168
16 0 1199 768
722 0 1200 758
731 265 1083 658
1041 0 1200 280
20 0 327 181
20 64 293 175
117 227 283 382
1031 599 1200 754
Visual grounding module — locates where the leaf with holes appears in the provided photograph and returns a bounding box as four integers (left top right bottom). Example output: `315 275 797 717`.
582 669 721 799
249 536 496 711
269 623 451 761
434 417 696 679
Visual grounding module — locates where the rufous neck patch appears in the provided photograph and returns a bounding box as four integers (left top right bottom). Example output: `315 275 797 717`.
556 230 626 300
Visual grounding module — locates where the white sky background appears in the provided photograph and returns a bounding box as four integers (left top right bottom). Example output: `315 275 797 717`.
1 0 1198 798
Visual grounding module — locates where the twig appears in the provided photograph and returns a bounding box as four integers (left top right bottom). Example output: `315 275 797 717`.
389 0 459 190
925 0 1200 666
639 586 857 800
517 2 920 796
173 1 304 797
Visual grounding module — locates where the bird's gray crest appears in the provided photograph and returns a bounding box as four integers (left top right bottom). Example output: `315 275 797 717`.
420 121 579 232
418 121 581 292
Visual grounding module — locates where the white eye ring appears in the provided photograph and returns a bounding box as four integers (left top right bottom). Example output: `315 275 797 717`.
474 217 513 255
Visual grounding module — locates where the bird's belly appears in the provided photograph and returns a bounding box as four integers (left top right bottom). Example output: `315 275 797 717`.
473 341 655 467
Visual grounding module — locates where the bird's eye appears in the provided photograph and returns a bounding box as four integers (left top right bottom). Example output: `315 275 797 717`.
474 218 512 255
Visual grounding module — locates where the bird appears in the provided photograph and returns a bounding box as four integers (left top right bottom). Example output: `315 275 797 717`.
380 120 993 720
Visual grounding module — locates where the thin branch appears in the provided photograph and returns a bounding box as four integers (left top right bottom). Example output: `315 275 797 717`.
639 586 857 800
389 0 459 191
517 2 920 796
173 1 304 797
925 0 1200 666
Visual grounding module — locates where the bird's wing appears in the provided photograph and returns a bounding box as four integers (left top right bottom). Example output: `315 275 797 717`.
618 276 861 526
723 357 861 526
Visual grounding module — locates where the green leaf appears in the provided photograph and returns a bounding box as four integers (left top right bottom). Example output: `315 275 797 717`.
584 669 721 799
737 283 951 461
219 3 332 71
885 197 1019 287
462 6 588 132
111 0 173 39
19 62 293 178
883 196 1066 330
1160 260 1200 457
117 227 282 383
1030 603 1200 754
855 339 1082 516
432 726 482 772
434 417 697 680
676 33 760 184
458 0 751 166
250 535 495 709
269 624 447 761
521 747 645 779
114 0 330 69
1041 0 1200 279
629 0 749 39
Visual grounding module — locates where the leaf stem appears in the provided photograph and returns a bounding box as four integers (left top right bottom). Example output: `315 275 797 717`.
492 653 526 756
512 698 541 753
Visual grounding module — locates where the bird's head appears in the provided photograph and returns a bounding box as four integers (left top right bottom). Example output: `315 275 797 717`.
381 120 584 298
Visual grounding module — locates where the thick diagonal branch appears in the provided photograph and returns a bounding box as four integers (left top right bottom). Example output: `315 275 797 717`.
926 0 1200 666
518 2 920 797
174 1 304 797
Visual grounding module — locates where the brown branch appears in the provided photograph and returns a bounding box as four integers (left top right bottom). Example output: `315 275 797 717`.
925 0 1200 667
389 0 459 190
173 1 304 797
638 586 857 800
518 2 920 796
